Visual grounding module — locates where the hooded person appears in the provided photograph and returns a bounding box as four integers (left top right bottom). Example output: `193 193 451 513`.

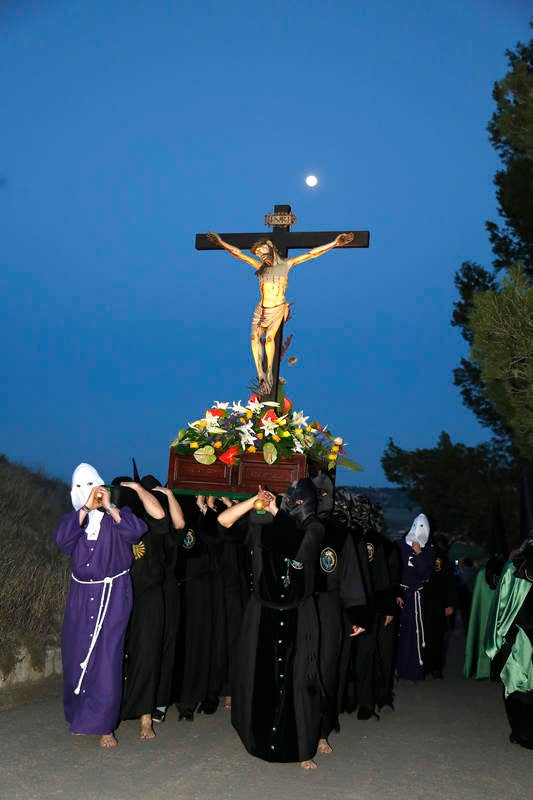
464 500 508 680
111 471 167 740
339 492 398 719
394 513 436 681
218 479 324 770
54 463 147 747
311 479 368 746
486 538 533 748
423 532 458 679
137 473 185 722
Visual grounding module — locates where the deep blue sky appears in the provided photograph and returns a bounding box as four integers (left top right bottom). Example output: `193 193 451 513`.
1 1 531 488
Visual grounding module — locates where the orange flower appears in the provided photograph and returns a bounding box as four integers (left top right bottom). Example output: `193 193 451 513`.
272 434 280 442
214 441 222 449
247 445 257 453
256 432 263 440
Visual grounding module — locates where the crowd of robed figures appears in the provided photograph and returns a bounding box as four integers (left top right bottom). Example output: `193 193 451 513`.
55 462 464 767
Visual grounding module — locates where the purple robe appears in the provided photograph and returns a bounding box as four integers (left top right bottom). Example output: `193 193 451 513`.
395 540 435 681
54 508 147 734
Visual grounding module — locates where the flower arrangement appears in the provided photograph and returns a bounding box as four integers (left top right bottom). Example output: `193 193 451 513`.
170 396 362 472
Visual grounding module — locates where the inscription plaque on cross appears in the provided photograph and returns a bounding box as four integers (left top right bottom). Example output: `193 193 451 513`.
196 204 370 402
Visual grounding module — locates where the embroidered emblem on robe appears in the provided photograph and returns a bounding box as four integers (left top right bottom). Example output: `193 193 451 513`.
132 541 146 560
435 557 442 572
183 529 196 550
366 542 375 562
320 547 337 573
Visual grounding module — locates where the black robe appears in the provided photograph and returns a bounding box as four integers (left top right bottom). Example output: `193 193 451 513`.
171 502 225 713
423 552 459 676
232 509 323 762
314 518 368 737
120 514 167 720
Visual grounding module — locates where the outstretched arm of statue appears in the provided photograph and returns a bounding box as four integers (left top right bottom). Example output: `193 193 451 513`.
206 231 260 268
288 231 355 267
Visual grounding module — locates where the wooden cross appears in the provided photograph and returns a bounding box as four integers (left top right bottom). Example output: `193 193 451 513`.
195 204 370 402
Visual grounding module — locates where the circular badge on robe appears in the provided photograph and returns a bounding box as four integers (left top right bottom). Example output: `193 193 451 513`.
434 557 442 573
132 541 146 560
366 542 375 562
290 559 304 570
320 547 337 573
183 529 196 550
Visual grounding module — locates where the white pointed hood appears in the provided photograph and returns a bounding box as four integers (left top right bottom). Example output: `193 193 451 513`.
405 513 430 549
71 462 105 539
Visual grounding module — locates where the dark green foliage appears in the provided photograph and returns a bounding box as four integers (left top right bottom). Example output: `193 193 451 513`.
381 433 518 549
0 455 71 678
470 264 533 457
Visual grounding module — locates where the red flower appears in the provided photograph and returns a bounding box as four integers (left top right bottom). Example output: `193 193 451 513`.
261 409 279 425
248 394 261 403
282 397 293 413
219 445 240 465
314 421 323 431
207 408 225 417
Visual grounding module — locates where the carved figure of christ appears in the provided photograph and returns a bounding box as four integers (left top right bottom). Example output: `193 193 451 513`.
206 231 355 394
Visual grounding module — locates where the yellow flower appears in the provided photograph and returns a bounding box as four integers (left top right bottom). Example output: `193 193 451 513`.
278 418 287 426
272 434 280 442
281 430 291 438
256 432 263 439
331 445 339 453
190 442 199 449
214 441 222 449
306 425 312 432
247 445 257 453
246 410 253 419
239 417 246 423
328 453 337 461
198 420 207 428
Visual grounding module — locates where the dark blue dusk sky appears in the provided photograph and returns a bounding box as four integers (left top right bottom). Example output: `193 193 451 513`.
1 1 531 488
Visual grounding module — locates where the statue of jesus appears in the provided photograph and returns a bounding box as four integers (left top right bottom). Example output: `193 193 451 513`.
206 231 354 393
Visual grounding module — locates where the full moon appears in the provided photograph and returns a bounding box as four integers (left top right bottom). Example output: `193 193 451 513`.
305 174 318 187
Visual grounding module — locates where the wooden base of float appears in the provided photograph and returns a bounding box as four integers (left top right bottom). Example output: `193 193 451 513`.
167 450 331 497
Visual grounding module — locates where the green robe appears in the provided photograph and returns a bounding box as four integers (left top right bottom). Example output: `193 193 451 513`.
485 561 533 697
463 568 496 680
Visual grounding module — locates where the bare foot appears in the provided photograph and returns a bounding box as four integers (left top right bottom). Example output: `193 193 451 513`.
224 696 232 710
300 759 317 770
100 733 117 748
317 738 333 754
140 713 156 740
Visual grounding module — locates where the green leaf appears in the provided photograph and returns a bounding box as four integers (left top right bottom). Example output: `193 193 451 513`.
170 429 187 447
337 455 363 472
193 445 217 465
262 442 278 464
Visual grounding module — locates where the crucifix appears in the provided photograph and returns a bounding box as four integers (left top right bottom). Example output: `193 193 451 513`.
196 204 370 403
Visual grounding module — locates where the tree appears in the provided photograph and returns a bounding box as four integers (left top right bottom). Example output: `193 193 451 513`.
470 263 533 458
452 26 533 443
381 433 517 547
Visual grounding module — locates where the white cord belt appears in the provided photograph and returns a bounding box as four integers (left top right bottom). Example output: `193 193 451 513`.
400 583 426 666
71 569 129 695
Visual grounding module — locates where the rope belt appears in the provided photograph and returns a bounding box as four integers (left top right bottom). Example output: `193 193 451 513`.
71 569 129 695
400 583 426 666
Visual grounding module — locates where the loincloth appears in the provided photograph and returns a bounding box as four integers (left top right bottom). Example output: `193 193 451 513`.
251 302 290 333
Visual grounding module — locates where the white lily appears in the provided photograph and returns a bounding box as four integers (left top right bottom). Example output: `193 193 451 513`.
246 398 265 414
213 401 230 410
291 410 309 428
260 416 280 438
205 411 226 434
231 400 249 414
236 421 257 448
291 436 304 453
188 420 205 431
